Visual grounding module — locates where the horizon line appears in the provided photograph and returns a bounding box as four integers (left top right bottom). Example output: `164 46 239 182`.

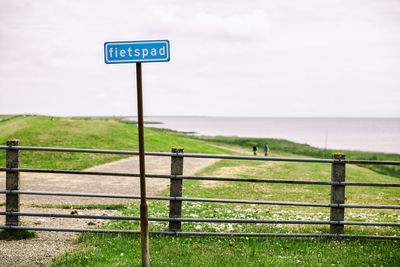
1 113 400 119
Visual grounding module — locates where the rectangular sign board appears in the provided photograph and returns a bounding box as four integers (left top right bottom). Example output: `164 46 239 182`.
104 40 170 64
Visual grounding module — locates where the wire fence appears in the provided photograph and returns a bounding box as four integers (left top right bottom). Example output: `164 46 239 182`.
0 141 399 239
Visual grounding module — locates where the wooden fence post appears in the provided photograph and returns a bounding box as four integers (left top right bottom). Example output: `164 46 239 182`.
6 140 20 230
169 147 184 232
330 153 346 235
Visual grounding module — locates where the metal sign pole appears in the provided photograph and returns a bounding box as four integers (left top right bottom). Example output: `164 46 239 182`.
105 39 170 266
136 62 150 267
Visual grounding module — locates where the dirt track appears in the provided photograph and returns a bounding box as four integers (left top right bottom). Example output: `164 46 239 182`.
1 155 218 206
0 155 219 267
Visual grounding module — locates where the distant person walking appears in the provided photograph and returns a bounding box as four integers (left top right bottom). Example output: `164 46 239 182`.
263 144 269 156
252 145 257 155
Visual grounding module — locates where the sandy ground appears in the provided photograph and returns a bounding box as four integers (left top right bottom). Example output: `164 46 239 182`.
0 155 219 267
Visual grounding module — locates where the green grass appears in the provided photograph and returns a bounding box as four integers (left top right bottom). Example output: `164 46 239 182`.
0 115 230 170
53 234 399 266
0 115 398 266
183 133 400 178
52 154 400 266
0 115 20 123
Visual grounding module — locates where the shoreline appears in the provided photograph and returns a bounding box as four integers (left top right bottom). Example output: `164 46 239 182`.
127 116 400 155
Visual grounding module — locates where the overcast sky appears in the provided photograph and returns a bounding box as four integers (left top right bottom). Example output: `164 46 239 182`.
0 0 399 117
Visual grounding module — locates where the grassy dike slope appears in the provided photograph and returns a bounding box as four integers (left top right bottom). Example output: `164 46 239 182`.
1 115 399 266
47 119 398 266
0 115 229 170
166 130 400 178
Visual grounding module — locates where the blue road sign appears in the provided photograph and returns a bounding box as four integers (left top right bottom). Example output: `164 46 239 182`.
104 40 170 64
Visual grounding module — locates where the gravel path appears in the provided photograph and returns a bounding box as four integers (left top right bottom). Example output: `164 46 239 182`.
0 208 118 267
0 155 219 266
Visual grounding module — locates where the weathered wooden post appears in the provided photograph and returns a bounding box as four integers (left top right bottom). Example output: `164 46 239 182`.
169 147 184 232
330 153 346 235
6 140 20 230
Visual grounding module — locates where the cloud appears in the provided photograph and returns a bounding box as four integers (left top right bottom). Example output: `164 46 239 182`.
190 10 269 42
0 0 399 117
144 4 269 43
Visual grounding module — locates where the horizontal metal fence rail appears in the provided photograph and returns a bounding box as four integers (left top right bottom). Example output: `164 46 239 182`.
1 212 399 227
0 190 399 210
1 168 400 188
1 145 400 165
1 144 399 240
1 226 399 240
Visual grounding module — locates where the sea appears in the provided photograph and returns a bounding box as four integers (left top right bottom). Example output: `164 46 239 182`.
127 117 400 154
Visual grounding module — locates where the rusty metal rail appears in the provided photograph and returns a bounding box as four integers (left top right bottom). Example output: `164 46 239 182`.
1 145 400 165
1 168 399 187
0 144 399 240
1 211 399 227
0 190 399 210
1 225 399 240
